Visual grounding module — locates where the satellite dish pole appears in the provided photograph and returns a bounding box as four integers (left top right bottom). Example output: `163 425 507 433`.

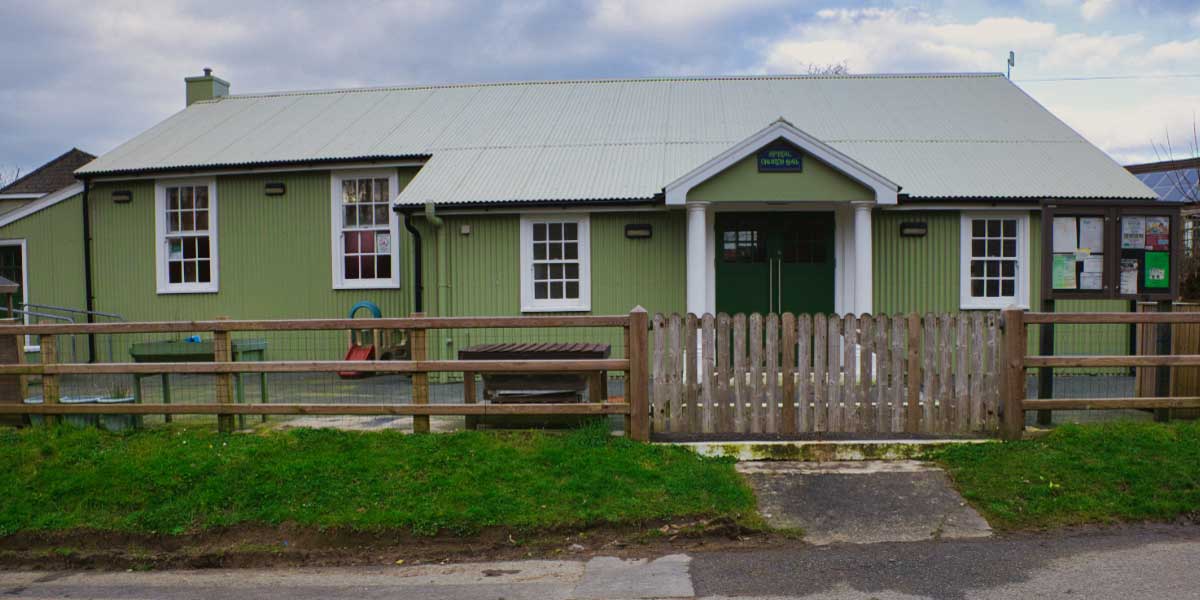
1007 51 1016 79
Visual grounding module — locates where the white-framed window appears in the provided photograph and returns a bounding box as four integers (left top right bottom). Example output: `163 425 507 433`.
960 212 1029 310
520 214 591 312
330 170 401 289
155 178 218 294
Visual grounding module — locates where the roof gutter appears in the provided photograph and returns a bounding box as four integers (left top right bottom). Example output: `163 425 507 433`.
396 206 423 314
424 200 449 321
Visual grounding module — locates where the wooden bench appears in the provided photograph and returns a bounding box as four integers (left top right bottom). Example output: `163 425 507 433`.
459 342 611 429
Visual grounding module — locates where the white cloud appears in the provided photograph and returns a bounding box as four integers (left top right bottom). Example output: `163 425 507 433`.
590 0 767 33
1080 0 1117 22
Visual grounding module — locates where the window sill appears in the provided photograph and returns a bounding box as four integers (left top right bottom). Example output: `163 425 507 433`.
157 286 219 295
23 346 40 354
959 300 1029 311
521 305 592 313
333 280 401 291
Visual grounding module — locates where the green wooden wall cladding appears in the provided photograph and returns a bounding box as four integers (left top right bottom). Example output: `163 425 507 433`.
687 153 872 203
0 193 87 316
872 211 962 314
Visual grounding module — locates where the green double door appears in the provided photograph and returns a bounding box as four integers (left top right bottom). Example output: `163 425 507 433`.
715 212 835 316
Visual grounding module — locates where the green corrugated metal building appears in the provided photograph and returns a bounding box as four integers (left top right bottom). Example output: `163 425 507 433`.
0 70 1166 364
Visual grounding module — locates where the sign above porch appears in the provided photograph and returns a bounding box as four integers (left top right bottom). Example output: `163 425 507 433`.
757 141 803 173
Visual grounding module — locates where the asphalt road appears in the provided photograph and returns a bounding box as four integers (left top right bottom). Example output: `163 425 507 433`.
2 525 1197 599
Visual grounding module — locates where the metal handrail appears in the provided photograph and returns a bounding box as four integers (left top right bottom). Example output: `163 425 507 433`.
0 308 79 362
15 303 124 362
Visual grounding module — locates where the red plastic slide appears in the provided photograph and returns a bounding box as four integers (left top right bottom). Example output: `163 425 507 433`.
337 344 376 379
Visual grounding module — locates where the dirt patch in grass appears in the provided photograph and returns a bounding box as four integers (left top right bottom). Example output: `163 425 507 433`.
0 517 780 570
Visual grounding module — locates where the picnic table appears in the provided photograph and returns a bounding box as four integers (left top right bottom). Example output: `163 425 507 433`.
458 342 611 429
129 339 268 424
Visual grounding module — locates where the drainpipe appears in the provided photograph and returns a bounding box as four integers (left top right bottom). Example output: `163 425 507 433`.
80 177 97 363
423 200 449 320
397 207 423 313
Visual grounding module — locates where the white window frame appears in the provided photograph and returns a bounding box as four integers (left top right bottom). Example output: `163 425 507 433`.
155 178 218 294
0 239 35 351
330 169 402 290
959 211 1029 310
520 214 591 312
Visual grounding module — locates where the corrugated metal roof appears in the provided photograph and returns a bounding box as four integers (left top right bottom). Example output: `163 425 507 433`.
78 73 1156 201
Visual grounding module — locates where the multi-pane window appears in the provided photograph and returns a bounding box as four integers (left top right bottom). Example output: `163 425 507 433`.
722 230 765 263
156 180 217 293
780 222 828 264
331 172 399 288
961 214 1025 309
521 215 590 311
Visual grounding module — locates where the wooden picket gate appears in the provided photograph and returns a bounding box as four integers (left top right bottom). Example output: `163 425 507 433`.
650 312 1002 436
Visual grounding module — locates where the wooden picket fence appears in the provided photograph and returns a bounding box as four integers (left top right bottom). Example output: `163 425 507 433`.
650 312 1002 436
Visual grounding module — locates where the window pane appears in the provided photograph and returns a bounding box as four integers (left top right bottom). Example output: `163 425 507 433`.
550 281 563 299
168 212 180 232
360 231 375 253
972 220 984 237
970 260 984 277
168 188 179 210
169 261 182 284
343 179 357 203
986 260 998 276
549 223 563 241
194 186 208 209
564 242 578 260
374 179 388 204
549 263 563 279
345 232 359 253
195 210 208 231
376 255 391 278
972 240 985 257
1001 260 1015 277
360 256 375 278
198 260 211 283
181 211 194 231
533 243 546 260
358 179 373 203
1002 219 1015 237
565 263 579 279
181 187 194 210
198 237 210 259
564 222 577 240
986 240 1000 257
1001 280 1014 296
986 220 1000 236
374 205 389 227
971 279 984 297
534 282 547 299
534 263 547 279
344 206 357 227
358 205 373 227
1002 240 1016 257
345 257 359 279
533 223 546 241
183 237 197 259
986 280 999 297
183 261 197 283
565 281 579 298
549 243 562 260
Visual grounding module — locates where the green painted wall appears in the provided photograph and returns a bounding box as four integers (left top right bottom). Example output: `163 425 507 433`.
0 193 87 315
417 210 686 368
87 170 418 361
872 211 961 314
688 154 871 203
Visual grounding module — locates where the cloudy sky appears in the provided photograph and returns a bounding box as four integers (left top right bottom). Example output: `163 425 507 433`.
2 0 1198 175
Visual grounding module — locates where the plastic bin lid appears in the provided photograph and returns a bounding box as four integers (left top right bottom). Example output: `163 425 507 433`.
23 396 42 405
59 395 100 404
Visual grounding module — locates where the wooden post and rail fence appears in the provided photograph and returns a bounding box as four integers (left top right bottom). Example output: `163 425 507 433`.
4 306 1200 442
0 308 651 440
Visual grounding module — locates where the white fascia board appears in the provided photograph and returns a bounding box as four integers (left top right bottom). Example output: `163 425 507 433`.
664 118 900 206
0 183 84 228
0 193 45 200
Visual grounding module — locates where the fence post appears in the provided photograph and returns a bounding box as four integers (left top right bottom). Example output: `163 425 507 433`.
1000 308 1027 440
410 312 429 433
628 306 650 442
40 333 59 426
214 317 235 433
905 313 921 433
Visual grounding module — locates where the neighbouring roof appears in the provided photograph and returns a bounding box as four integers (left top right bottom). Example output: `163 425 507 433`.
1127 158 1199 203
1 148 94 195
76 74 1155 202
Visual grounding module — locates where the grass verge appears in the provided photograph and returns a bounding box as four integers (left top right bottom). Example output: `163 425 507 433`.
0 423 756 537
932 421 1200 530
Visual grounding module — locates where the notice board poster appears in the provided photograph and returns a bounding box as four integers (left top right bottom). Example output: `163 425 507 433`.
1049 215 1105 292
1145 252 1170 288
1118 214 1174 296
1044 206 1177 301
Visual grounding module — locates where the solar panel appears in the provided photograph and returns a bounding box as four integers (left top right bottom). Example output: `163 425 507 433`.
1137 167 1199 203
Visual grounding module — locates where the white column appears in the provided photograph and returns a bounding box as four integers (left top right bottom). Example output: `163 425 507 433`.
853 202 873 314
686 202 709 315
705 208 715 314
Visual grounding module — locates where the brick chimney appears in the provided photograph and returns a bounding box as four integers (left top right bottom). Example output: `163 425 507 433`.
184 67 230 106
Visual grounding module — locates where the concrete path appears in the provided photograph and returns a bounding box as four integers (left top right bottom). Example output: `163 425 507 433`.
737 460 992 545
3 526 1198 599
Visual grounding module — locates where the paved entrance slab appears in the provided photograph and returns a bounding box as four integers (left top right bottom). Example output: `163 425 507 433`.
738 460 991 545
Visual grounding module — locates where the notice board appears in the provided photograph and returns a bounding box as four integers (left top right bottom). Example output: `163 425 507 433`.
1041 201 1180 301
